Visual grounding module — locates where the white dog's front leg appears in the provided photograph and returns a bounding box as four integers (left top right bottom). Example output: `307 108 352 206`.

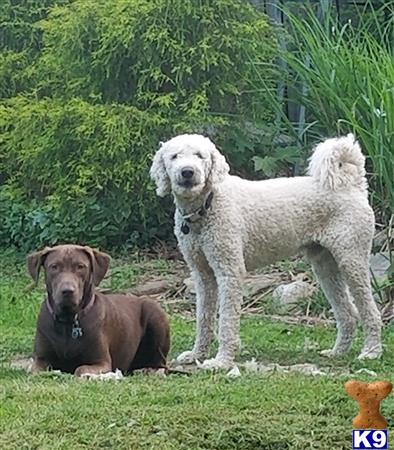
176 266 218 365
200 274 242 370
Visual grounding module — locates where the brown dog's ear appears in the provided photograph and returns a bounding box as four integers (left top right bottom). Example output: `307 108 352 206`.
83 247 111 286
27 247 52 284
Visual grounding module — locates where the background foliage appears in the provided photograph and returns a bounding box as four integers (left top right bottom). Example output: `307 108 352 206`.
278 3 394 226
0 0 392 256
255 1 393 287
0 0 277 250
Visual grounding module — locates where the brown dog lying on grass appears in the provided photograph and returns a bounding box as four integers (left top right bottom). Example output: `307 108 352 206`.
27 244 170 377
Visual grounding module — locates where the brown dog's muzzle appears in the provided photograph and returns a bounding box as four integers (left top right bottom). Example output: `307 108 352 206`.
50 274 83 321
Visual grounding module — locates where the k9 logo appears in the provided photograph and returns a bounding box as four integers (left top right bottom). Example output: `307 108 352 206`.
352 430 388 449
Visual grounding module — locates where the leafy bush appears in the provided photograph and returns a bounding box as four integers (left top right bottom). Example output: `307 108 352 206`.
34 0 278 170
0 97 173 249
0 0 71 97
36 0 276 114
0 0 278 250
0 0 73 50
0 50 31 98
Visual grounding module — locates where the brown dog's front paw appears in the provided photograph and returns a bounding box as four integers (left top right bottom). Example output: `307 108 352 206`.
31 358 50 374
74 364 111 377
74 365 91 377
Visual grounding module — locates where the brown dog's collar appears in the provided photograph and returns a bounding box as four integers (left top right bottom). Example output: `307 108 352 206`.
46 294 96 339
45 293 96 339
45 293 96 318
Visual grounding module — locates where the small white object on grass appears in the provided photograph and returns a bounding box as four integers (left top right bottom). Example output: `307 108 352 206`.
151 368 166 377
10 356 34 373
38 369 62 377
80 369 124 381
243 359 328 376
243 358 259 373
355 368 377 377
226 366 241 377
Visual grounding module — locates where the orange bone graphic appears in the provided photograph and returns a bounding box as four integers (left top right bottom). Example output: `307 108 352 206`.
345 380 392 429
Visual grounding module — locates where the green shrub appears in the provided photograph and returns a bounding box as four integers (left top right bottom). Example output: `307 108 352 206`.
0 51 31 98
0 97 173 250
0 0 72 97
253 2 393 298
0 0 71 51
36 0 276 115
0 0 278 249
34 0 278 170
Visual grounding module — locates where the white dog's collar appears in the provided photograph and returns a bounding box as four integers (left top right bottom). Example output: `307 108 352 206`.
179 191 214 234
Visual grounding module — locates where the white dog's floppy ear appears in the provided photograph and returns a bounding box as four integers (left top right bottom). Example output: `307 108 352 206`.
150 144 171 197
209 144 230 185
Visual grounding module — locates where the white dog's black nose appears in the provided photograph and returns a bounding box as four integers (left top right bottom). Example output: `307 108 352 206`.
181 167 194 179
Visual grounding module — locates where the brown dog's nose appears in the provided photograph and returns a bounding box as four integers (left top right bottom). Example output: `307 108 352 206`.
61 286 75 296
181 167 194 179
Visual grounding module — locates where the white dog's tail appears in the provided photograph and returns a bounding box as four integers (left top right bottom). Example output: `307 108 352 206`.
307 134 367 192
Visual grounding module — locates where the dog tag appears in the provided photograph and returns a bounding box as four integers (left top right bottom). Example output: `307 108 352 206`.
71 325 83 339
181 222 190 234
71 316 83 339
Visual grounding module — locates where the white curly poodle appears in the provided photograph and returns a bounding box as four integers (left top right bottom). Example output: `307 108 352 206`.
150 133 382 369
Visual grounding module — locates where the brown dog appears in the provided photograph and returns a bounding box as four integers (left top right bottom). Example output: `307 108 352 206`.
27 245 170 377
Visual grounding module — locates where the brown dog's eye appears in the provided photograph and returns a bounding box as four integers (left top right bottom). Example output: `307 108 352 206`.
77 263 86 270
171 154 177 160
50 264 58 271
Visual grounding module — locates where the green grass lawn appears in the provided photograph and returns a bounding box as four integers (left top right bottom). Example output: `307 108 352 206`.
1 250 394 450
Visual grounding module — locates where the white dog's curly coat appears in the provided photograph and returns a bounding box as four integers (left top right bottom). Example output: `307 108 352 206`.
150 133 382 369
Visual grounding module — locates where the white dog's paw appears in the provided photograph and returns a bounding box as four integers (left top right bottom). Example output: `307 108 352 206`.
198 357 234 370
358 345 383 360
176 350 203 365
320 348 343 358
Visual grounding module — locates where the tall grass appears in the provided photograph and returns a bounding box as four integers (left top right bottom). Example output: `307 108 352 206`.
260 3 393 227
254 2 393 296
286 4 393 224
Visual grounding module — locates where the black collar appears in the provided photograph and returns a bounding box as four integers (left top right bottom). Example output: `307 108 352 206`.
46 294 95 339
179 191 214 234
